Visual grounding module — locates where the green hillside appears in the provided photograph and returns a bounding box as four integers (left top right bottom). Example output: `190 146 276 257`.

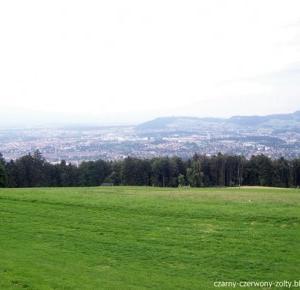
0 187 299 289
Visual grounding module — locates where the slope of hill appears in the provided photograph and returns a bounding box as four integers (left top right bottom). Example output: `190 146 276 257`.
0 186 299 289
137 111 300 131
228 111 300 127
136 116 226 132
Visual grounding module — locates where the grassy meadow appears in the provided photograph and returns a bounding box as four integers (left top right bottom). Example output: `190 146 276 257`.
0 186 299 289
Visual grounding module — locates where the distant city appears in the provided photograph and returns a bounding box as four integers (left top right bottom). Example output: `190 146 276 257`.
1 111 300 163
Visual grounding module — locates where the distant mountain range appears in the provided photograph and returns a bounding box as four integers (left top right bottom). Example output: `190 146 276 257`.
137 111 300 131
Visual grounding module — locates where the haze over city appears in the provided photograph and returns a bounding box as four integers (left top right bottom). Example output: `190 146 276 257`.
1 0 300 127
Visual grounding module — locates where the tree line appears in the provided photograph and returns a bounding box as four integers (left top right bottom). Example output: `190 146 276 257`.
0 151 300 188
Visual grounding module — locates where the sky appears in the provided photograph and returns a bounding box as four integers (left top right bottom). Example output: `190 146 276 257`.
0 0 300 126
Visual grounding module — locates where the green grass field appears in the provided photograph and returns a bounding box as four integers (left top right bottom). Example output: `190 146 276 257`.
0 187 299 290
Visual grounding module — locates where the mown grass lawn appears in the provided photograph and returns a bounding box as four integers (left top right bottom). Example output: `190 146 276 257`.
0 186 299 290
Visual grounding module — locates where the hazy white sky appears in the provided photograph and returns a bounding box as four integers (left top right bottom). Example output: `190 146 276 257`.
0 0 300 125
